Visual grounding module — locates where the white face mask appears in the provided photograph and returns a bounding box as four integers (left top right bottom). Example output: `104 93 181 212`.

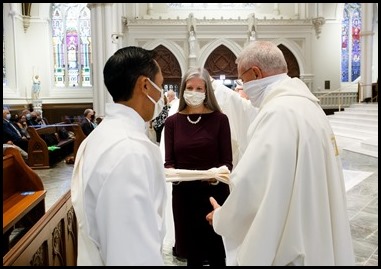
147 78 164 120
184 90 205 107
243 75 282 108
242 80 266 108
6 114 11 120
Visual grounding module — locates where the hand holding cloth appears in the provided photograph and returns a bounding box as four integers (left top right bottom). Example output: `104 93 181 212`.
165 165 230 185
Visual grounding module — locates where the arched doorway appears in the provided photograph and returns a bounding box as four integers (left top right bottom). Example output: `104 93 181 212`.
278 44 300 78
204 45 237 88
204 44 300 88
153 45 182 96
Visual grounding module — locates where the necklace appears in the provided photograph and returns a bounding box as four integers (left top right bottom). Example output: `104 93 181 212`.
187 114 201 124
186 106 204 124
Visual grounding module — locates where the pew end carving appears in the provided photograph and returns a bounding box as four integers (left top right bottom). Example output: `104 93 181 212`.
3 147 46 256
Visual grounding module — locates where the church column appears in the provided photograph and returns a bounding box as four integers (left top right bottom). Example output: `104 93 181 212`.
293 3 300 19
88 3 120 117
299 3 307 19
147 3 153 16
359 3 374 100
316 3 323 17
273 4 280 16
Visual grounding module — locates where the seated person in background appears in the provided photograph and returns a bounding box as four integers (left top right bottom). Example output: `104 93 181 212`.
27 111 40 126
95 116 103 126
80 108 96 136
16 114 30 138
3 109 29 152
9 113 19 124
3 143 28 160
35 110 49 125
91 111 98 127
21 109 32 124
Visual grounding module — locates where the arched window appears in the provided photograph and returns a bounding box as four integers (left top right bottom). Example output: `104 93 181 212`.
51 3 92 88
341 3 361 82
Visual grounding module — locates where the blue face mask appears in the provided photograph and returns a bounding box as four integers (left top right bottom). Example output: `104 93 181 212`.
26 113 31 120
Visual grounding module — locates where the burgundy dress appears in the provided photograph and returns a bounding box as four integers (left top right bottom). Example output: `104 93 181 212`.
164 110 233 265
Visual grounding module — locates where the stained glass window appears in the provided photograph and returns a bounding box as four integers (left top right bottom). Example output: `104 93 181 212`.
52 3 92 88
341 3 361 82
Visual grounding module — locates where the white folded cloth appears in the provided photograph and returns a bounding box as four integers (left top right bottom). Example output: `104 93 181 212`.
165 165 230 185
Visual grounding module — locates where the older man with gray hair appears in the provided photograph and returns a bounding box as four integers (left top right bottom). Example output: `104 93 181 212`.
206 40 355 266
80 108 95 136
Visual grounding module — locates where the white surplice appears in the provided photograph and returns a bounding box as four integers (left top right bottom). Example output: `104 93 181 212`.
212 76 355 265
71 103 167 266
212 80 258 169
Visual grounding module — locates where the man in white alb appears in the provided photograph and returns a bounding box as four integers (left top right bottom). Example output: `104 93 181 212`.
71 46 167 266
206 41 355 266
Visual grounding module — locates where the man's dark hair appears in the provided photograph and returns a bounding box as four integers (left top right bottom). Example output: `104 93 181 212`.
103 46 159 102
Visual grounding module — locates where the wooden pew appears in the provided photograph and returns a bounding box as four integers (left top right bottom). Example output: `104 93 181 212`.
3 190 77 266
3 147 46 256
27 124 85 169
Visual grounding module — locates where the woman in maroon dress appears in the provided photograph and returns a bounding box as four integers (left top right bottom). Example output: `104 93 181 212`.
164 67 233 266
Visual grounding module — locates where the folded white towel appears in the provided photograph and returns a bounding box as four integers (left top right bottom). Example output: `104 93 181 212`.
165 165 230 185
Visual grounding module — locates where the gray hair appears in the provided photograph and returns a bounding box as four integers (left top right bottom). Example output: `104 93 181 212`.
167 89 176 98
178 67 221 112
83 108 93 117
236 41 288 76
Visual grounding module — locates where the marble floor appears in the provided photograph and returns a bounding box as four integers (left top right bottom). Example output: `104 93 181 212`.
33 141 378 266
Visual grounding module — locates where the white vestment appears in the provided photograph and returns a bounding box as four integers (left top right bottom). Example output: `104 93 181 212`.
159 98 179 249
212 80 258 168
212 76 355 265
167 98 179 117
71 103 167 266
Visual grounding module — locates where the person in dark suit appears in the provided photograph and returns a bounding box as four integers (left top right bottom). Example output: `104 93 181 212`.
26 111 40 126
80 108 95 136
3 109 29 152
35 110 49 125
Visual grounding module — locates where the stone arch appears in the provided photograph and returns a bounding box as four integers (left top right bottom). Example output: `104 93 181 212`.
198 38 243 68
203 45 238 80
272 38 305 75
143 39 187 75
143 42 183 96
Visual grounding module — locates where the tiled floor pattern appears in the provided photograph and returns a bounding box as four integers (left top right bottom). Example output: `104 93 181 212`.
34 145 378 266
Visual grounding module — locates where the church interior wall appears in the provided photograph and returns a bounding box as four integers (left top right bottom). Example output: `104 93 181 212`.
311 20 342 91
3 3 378 116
